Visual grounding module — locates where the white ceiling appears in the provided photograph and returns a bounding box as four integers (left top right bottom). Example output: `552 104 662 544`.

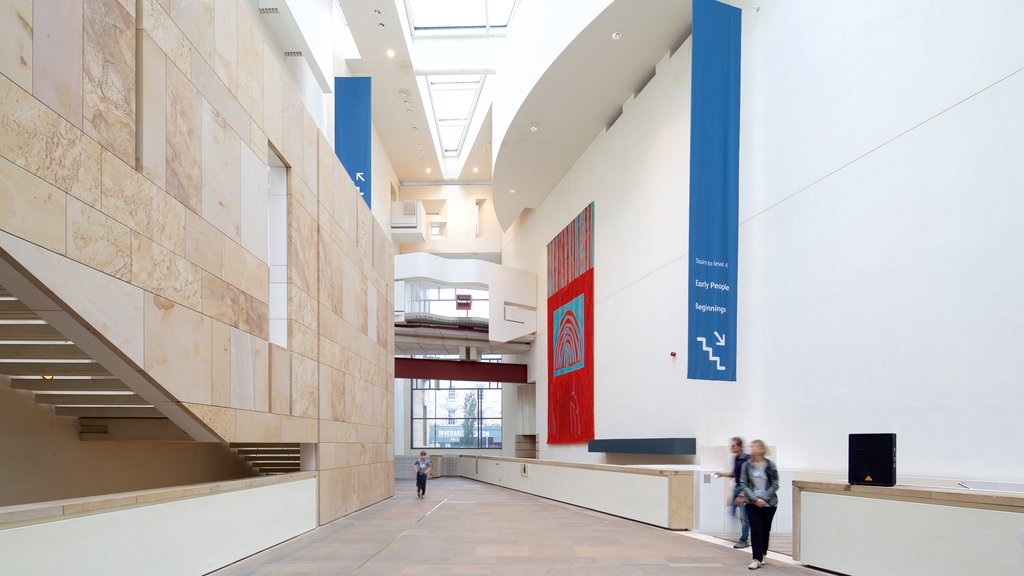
489 0 693 228
338 0 496 184
338 0 692 205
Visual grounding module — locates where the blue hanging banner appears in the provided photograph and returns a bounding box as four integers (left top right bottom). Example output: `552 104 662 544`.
334 76 372 208
687 0 741 382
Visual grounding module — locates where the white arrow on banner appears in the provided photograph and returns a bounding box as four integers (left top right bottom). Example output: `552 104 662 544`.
355 172 365 181
714 331 726 346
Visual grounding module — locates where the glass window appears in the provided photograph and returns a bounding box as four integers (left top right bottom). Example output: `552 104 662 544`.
407 0 517 37
426 75 484 157
412 379 502 449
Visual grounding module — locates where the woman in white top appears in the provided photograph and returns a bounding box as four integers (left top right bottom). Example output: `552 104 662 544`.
739 439 780 570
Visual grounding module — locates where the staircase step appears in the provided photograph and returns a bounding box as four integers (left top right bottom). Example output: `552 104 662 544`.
0 300 37 320
0 362 112 377
0 324 66 340
54 406 164 418
0 343 90 360
35 393 148 406
9 378 129 392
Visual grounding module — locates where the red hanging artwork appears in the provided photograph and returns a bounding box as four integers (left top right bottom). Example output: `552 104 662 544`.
546 203 595 444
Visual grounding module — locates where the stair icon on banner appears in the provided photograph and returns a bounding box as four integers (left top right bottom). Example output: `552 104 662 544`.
696 336 726 371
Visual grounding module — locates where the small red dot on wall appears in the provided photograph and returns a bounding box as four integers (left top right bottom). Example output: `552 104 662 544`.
670 352 677 358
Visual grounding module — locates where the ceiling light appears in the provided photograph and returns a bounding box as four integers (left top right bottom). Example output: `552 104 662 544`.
403 100 411 106
412 126 418 131
529 124 539 133
473 167 479 173
386 48 395 58
42 375 53 380
399 90 409 99
406 108 412 113
373 9 381 16
611 31 622 40
426 167 432 174
378 22 385 29
508 189 516 194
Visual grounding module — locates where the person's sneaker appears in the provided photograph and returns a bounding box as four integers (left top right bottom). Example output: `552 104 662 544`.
747 560 761 570
733 540 750 549
761 557 768 565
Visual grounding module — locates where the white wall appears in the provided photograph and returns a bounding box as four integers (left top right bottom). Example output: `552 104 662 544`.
460 456 693 529
397 185 502 257
502 0 1024 482
0 478 317 575
800 491 1024 575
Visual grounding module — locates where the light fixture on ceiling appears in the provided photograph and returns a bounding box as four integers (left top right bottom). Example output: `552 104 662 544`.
406 108 413 113
399 89 409 99
373 9 381 16
473 167 479 173
529 123 540 133
42 375 53 380
386 48 395 58
611 31 622 40
412 126 418 131
426 167 432 174
508 188 516 194
378 22 385 29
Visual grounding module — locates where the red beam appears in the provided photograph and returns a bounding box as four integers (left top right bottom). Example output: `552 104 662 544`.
395 358 528 384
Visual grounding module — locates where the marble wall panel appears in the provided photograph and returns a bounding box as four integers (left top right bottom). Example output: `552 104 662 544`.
288 319 317 360
170 0 213 65
183 402 234 441
101 150 185 254
213 0 235 92
288 284 317 330
201 100 241 241
184 208 222 275
302 110 317 190
290 351 318 419
248 118 268 165
0 74 101 207
211 319 232 406
222 236 268 303
201 269 240 325
190 45 249 142
240 142 269 262
236 6 262 128
130 231 202 309
166 59 202 212
144 294 212 404
0 156 66 253
282 87 304 183
238 288 268 340
137 32 167 189
269 343 290 415
32 0 83 128
229 326 254 410
318 365 345 422
262 48 282 149
318 230 344 317
140 0 190 75
83 0 135 166
289 169 318 223
0 0 32 93
287 196 317 296
253 336 269 412
355 202 371 260
234 410 282 442
66 195 131 279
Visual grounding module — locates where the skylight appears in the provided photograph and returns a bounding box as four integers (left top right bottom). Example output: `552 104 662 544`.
426 75 485 156
406 0 517 37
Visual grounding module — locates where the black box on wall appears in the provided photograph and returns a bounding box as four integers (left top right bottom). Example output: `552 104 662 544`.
848 433 897 487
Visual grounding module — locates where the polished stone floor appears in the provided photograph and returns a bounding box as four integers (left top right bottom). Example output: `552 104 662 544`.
214 478 819 575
